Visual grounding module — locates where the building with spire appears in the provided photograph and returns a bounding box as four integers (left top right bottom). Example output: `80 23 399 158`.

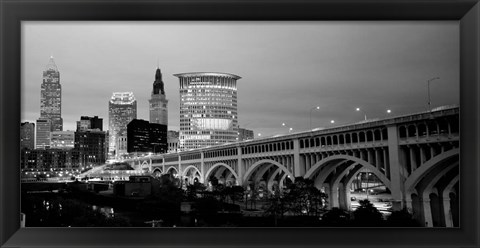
108 92 137 158
40 56 63 132
149 67 169 126
174 72 241 150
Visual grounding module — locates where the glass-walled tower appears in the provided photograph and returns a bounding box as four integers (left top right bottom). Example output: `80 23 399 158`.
174 72 241 150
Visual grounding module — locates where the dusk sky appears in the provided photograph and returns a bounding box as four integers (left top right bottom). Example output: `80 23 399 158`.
22 21 459 137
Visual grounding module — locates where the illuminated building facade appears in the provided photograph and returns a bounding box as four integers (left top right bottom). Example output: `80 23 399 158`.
50 131 75 149
174 72 241 150
40 56 63 131
35 118 51 149
20 122 35 150
108 92 137 157
149 68 169 126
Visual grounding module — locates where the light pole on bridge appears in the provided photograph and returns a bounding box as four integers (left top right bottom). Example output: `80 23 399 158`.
356 107 367 121
309 106 320 130
427 77 440 112
282 123 293 133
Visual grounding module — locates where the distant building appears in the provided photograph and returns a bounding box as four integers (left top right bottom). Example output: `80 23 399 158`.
149 67 169 126
20 148 77 171
40 56 63 131
35 118 51 149
238 127 254 141
174 72 241 150
127 119 167 154
108 92 137 158
20 122 35 150
116 135 128 158
77 116 103 131
74 129 108 166
167 130 179 153
50 131 75 149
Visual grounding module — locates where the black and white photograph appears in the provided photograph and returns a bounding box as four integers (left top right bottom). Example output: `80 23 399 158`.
20 21 460 228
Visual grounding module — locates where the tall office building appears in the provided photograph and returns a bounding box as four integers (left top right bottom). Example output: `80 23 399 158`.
149 67 169 126
20 122 35 150
35 118 51 149
108 92 137 157
40 56 63 131
174 72 241 150
127 119 167 154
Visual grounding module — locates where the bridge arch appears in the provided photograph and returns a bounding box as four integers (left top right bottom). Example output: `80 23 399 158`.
404 148 459 192
182 165 202 177
205 163 239 184
243 159 293 185
304 154 391 190
165 166 178 176
152 168 163 178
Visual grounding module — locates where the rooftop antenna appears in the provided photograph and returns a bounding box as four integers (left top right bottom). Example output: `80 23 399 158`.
157 58 159 69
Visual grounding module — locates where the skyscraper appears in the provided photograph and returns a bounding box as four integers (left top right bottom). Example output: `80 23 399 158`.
149 67 169 126
40 56 63 131
108 92 137 157
174 72 241 150
20 122 35 150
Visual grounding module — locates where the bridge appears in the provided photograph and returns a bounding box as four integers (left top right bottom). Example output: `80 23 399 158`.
119 106 459 227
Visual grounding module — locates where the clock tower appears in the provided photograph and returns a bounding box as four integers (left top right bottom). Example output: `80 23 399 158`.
149 67 169 126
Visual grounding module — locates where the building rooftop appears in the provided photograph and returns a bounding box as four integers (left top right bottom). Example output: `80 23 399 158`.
110 92 136 104
173 72 241 80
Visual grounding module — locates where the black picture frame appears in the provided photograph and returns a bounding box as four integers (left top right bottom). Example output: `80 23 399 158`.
1 0 479 247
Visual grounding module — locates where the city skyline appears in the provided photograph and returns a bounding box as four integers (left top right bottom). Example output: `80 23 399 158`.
22 21 459 137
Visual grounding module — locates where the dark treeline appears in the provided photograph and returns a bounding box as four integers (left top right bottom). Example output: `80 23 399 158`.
21 176 419 227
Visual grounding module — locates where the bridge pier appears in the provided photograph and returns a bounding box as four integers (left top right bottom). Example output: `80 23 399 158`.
386 125 405 211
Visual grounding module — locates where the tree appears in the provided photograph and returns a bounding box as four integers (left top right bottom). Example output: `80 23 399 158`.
263 193 288 226
225 185 244 205
386 208 419 227
212 183 227 204
352 199 384 226
283 177 327 216
185 182 207 201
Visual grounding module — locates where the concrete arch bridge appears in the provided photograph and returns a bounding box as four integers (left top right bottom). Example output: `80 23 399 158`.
122 106 459 227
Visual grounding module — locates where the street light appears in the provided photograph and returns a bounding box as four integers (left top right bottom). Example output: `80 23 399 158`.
330 120 335 124
309 106 320 130
356 107 367 121
427 77 440 112
282 123 293 133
